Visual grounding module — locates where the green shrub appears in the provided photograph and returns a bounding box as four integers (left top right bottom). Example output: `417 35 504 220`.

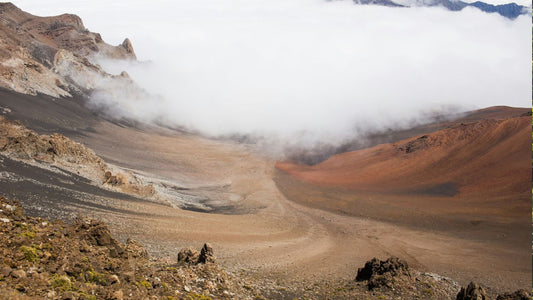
186 292 212 300
19 245 39 262
51 275 73 292
86 270 106 285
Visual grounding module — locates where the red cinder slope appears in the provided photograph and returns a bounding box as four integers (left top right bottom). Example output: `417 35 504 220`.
276 113 531 199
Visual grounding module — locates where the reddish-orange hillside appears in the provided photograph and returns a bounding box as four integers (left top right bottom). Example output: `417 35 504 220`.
276 111 531 199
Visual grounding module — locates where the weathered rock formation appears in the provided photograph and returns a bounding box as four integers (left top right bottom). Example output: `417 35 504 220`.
0 115 155 197
0 2 136 98
356 256 411 290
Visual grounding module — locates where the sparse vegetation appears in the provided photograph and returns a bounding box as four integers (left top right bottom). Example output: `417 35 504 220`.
19 245 39 262
51 274 73 292
86 269 106 285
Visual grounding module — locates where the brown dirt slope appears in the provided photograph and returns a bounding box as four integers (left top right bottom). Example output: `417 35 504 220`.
4 195 516 300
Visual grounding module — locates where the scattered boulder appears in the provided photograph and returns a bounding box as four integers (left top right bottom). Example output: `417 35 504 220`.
0 266 12 277
496 289 531 300
198 243 216 264
456 282 487 300
177 247 200 264
10 269 26 279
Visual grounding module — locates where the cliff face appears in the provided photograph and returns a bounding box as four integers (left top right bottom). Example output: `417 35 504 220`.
0 2 135 98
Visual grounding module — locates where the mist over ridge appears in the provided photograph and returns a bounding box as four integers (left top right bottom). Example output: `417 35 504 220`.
12 0 532 154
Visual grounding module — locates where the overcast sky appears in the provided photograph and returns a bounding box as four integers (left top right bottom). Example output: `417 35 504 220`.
11 0 532 149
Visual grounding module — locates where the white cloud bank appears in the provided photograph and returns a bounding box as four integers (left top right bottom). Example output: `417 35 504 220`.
12 0 533 150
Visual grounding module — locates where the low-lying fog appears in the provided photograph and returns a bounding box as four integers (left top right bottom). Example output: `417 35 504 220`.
13 0 533 154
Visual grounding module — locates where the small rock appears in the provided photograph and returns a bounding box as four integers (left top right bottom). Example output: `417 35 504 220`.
61 291 78 300
184 285 191 292
10 269 26 279
456 282 486 300
111 289 124 300
108 274 120 285
0 266 12 277
0 218 10 223
125 238 148 259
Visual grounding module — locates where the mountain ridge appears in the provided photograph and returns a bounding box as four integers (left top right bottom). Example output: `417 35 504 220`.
352 0 529 19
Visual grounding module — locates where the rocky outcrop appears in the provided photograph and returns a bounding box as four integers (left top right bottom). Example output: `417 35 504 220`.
0 2 137 98
456 282 487 300
0 115 106 180
356 257 411 290
0 115 155 197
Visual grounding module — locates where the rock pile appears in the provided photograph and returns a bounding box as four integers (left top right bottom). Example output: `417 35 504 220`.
0 196 255 299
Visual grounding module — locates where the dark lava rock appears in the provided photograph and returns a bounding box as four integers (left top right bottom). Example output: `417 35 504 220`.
456 282 486 300
356 257 410 281
198 243 216 264
496 289 531 300
356 257 410 290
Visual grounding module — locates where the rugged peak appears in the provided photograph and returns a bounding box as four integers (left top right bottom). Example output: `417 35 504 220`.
0 2 138 97
121 38 136 59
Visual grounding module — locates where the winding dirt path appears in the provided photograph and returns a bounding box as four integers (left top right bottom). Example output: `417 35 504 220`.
71 121 531 293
